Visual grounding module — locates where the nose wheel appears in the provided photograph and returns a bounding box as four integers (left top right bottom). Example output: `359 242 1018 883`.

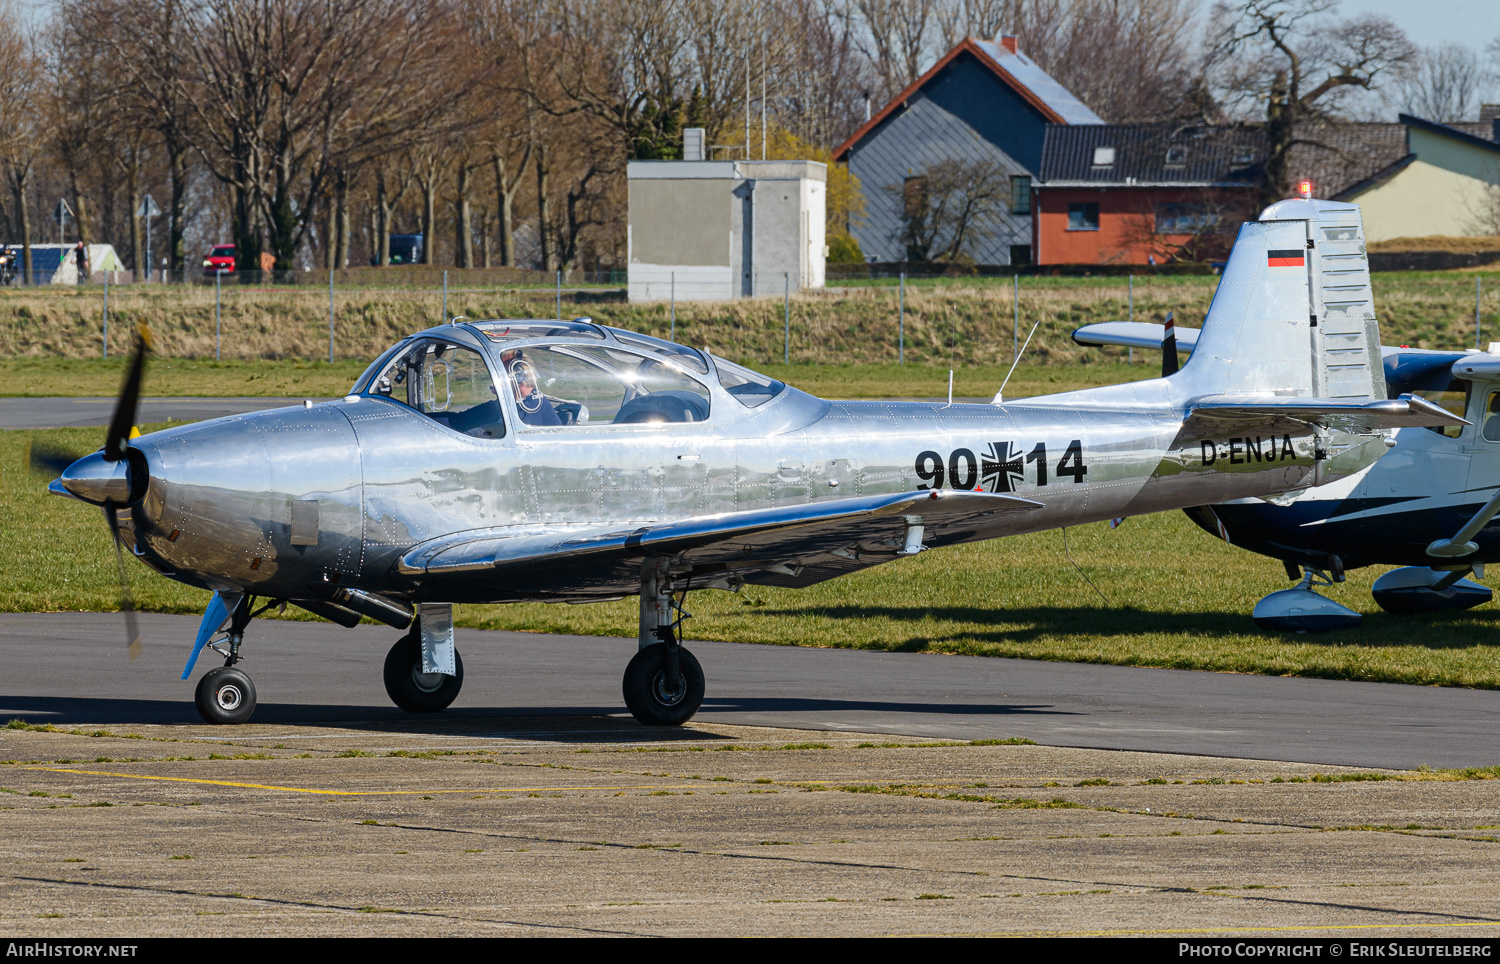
195 666 257 724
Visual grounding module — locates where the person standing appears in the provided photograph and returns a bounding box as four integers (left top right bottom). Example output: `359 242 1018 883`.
75 241 89 285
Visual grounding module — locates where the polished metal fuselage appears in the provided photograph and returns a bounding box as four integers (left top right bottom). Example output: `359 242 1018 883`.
116 324 1383 606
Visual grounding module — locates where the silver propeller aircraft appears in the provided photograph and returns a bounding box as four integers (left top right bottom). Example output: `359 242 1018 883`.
1077 317 1500 631
49 198 1459 724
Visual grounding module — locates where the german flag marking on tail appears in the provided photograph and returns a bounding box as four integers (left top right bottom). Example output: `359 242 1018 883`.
1267 249 1305 268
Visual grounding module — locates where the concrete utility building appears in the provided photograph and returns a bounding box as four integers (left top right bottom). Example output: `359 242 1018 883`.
833 35 1101 266
627 153 826 303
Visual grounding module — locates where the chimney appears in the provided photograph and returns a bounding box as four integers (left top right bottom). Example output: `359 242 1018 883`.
999 35 1018 54
682 128 705 162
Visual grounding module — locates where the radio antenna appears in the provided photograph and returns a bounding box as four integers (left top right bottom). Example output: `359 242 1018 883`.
994 319 1041 405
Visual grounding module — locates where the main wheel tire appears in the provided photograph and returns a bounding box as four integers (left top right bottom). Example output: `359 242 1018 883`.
622 644 704 726
195 667 257 725
382 632 464 712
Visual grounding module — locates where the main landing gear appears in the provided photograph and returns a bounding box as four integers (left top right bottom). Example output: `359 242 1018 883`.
383 629 465 712
623 564 705 726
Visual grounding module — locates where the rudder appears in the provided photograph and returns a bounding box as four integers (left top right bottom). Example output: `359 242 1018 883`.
1183 198 1383 402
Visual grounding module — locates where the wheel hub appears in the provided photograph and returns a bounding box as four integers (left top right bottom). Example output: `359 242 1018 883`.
651 670 686 706
215 683 243 711
411 666 446 693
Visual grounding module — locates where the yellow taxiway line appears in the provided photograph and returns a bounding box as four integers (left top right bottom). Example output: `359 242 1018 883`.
21 766 701 797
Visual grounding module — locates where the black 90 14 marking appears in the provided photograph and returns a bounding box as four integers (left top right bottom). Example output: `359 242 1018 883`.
919 440 1086 491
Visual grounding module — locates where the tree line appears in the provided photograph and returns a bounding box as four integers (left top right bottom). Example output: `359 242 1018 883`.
0 0 1484 283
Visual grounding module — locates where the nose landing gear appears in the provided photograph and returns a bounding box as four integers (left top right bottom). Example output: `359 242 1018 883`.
193 594 261 724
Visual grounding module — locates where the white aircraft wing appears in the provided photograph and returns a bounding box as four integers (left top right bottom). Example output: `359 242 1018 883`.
1072 321 1200 352
397 490 1042 594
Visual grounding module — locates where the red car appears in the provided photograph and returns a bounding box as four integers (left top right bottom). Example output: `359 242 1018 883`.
202 244 235 276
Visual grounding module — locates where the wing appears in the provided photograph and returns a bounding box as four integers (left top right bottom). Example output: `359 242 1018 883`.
1072 321 1200 352
396 490 1043 600
1184 394 1467 436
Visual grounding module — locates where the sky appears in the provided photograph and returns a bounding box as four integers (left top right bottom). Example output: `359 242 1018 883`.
1338 0 1500 51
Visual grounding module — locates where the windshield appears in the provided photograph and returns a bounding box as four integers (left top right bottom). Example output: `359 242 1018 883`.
711 355 785 408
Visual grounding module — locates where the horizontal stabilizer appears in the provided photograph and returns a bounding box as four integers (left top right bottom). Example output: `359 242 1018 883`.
1185 393 1467 436
398 490 1042 591
1072 321 1199 353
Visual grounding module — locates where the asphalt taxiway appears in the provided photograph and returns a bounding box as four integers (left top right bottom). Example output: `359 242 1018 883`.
2 613 1497 771
0 397 304 429
3 715 1499 937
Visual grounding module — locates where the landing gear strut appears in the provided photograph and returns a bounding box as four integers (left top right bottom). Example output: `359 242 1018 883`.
623 564 705 726
194 595 261 724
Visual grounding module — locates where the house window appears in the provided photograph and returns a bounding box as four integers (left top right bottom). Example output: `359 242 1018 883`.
1092 146 1116 167
1067 202 1099 231
1010 175 1032 215
1164 146 1188 166
1155 203 1223 234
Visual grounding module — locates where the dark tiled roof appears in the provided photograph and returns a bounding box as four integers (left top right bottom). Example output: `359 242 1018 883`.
1040 121 1414 198
1286 122 1408 198
1039 124 1264 186
1447 121 1496 141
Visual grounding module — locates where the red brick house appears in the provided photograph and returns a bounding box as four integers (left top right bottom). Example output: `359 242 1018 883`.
1032 122 1411 265
1033 124 1264 265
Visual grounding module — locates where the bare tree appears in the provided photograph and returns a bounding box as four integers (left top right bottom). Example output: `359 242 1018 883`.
935 0 1016 47
854 0 939 98
1402 42 1487 122
1210 0 1416 207
0 6 46 283
97 0 202 274
890 156 1009 262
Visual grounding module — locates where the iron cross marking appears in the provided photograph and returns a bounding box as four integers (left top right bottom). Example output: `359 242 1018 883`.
981 441 1024 493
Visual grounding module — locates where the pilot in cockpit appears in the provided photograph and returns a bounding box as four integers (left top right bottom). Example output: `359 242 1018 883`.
501 348 562 426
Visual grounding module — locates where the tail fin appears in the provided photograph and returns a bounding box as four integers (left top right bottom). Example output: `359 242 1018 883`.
1185 199 1383 402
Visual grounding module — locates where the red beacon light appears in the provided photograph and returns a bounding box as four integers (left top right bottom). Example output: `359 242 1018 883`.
1296 179 1313 199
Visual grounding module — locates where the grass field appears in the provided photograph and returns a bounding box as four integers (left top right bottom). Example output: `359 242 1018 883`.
3 269 1498 371
9 422 1500 690
0 355 1143 401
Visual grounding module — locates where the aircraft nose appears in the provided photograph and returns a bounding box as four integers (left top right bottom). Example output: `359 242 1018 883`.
55 450 131 505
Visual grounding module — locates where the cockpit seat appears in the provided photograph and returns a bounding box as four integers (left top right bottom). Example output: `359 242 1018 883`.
445 399 506 438
615 390 709 424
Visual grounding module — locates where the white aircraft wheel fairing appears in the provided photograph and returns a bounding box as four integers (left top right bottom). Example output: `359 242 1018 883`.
1252 588 1362 633
1372 567 1492 615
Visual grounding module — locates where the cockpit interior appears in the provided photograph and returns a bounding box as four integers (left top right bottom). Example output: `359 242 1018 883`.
358 318 786 438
